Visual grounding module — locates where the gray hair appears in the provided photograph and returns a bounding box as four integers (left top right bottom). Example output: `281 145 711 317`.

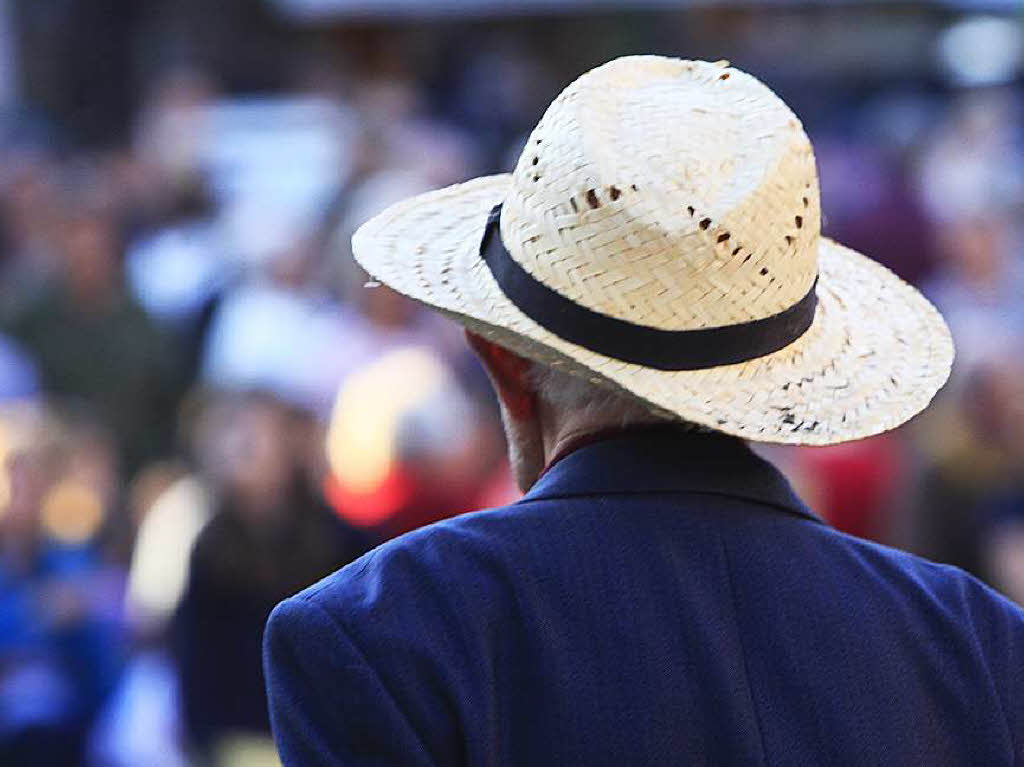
527 362 677 430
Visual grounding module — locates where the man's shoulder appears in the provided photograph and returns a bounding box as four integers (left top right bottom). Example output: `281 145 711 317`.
279 502 533 628
771 516 1024 640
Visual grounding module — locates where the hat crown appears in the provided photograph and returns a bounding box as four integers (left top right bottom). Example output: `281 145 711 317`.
501 56 820 331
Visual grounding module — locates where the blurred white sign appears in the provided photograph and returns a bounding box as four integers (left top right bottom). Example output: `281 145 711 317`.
200 96 355 209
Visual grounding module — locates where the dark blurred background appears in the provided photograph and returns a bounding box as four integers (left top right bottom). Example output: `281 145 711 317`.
0 1 1022 764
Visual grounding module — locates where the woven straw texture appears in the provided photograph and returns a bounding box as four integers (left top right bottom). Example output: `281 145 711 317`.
353 56 953 445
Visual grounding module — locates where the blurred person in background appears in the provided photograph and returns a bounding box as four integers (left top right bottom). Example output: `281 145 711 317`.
86 458 208 767
124 175 227 386
199 205 364 419
2 172 186 476
0 404 126 766
905 89 1024 583
916 89 1024 386
131 67 218 214
913 351 1024 583
922 210 1024 382
0 150 63 318
174 391 372 763
975 355 1024 606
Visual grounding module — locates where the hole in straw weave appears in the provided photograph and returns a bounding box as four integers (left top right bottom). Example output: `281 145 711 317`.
699 217 711 230
532 157 539 166
803 197 809 207
609 186 621 201
631 184 638 191
569 197 578 213
785 236 794 245
586 189 601 209
687 206 695 216
732 246 741 256
760 267 769 276
719 72 730 80
717 232 730 243
795 215 803 228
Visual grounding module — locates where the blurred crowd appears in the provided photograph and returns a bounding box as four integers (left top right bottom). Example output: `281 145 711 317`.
0 5 1022 766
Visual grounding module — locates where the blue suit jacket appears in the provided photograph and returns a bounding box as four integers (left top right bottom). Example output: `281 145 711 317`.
265 427 1024 765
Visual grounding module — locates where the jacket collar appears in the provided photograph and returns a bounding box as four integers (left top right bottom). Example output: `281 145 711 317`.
520 424 823 525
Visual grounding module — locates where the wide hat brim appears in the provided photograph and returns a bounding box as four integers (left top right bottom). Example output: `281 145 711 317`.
353 173 953 445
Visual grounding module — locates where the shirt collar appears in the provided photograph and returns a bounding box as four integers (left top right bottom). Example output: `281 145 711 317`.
521 424 823 525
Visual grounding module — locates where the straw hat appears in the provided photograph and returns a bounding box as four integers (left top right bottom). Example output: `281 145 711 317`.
352 56 953 445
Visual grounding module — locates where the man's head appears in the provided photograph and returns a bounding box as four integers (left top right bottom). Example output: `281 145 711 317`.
353 57 953 451
465 330 667 490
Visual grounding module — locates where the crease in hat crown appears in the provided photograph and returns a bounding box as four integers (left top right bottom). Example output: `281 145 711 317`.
498 55 821 332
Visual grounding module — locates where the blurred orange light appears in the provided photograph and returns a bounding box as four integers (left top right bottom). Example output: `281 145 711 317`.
40 479 106 545
326 346 450 495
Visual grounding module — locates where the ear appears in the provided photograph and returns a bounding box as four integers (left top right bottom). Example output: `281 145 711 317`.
465 330 537 420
